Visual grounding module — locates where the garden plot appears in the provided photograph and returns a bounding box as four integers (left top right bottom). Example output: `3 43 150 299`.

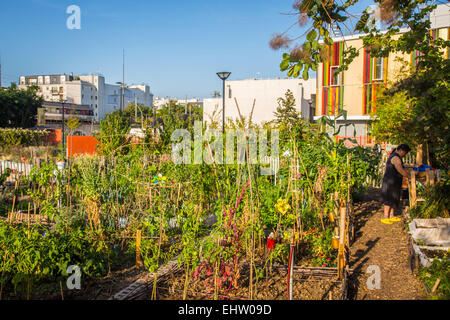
408 218 450 268
408 218 450 247
155 264 347 300
0 106 383 300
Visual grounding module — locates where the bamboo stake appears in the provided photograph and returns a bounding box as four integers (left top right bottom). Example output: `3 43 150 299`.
431 279 441 293
234 98 257 300
9 196 16 223
59 280 64 300
410 171 417 207
27 202 31 238
338 206 346 279
136 229 142 269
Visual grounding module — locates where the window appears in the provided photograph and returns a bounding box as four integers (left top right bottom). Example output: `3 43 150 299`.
330 66 340 86
373 57 384 81
228 86 232 98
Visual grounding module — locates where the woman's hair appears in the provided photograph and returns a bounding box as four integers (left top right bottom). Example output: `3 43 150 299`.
396 144 411 152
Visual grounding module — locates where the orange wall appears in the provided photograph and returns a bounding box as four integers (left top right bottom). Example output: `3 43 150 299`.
44 129 62 145
67 136 99 158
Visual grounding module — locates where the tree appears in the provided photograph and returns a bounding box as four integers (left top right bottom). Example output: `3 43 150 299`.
0 84 42 128
272 0 450 166
370 90 416 146
95 111 131 156
66 116 81 134
273 89 301 127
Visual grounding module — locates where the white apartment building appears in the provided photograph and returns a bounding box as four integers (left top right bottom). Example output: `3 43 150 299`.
19 73 153 122
203 78 316 125
153 97 203 109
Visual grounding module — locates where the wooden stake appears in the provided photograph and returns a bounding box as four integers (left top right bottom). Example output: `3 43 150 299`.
431 278 441 293
9 196 16 223
338 206 346 279
136 229 142 269
27 202 31 238
410 171 417 207
59 280 64 300
427 169 435 186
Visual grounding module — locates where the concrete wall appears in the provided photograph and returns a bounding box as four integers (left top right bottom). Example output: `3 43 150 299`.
203 78 316 126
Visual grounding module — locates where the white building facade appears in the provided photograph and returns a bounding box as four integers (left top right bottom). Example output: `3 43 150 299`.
153 97 203 109
203 78 316 125
19 74 153 122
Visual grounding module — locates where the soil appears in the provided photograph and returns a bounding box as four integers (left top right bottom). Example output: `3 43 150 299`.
421 248 448 260
348 188 424 300
5 254 148 300
156 268 343 300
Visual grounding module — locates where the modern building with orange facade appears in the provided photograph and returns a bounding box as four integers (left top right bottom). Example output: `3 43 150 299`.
314 4 449 145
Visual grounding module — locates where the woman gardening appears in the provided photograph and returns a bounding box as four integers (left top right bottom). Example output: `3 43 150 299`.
381 144 411 224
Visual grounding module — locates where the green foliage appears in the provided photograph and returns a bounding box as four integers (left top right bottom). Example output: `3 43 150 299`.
370 90 417 146
0 84 42 128
66 116 81 132
306 228 336 267
0 89 385 298
0 168 12 186
418 257 450 300
96 111 131 156
409 172 450 219
278 1 350 79
0 221 111 299
273 90 301 128
0 128 50 149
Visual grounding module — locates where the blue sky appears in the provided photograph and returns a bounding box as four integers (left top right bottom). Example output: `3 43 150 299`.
0 0 373 99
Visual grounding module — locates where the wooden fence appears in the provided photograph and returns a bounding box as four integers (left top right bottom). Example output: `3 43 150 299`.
0 160 33 182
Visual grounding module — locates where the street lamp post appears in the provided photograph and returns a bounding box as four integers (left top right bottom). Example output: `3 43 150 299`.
216 72 231 133
307 99 314 123
59 95 66 160
116 81 126 111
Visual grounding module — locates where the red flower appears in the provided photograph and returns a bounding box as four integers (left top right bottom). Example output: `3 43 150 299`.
267 238 276 250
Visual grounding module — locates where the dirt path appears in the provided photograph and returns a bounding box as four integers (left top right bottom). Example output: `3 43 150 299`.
348 188 424 300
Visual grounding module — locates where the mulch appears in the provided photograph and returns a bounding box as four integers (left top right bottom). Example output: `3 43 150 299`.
347 188 424 300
